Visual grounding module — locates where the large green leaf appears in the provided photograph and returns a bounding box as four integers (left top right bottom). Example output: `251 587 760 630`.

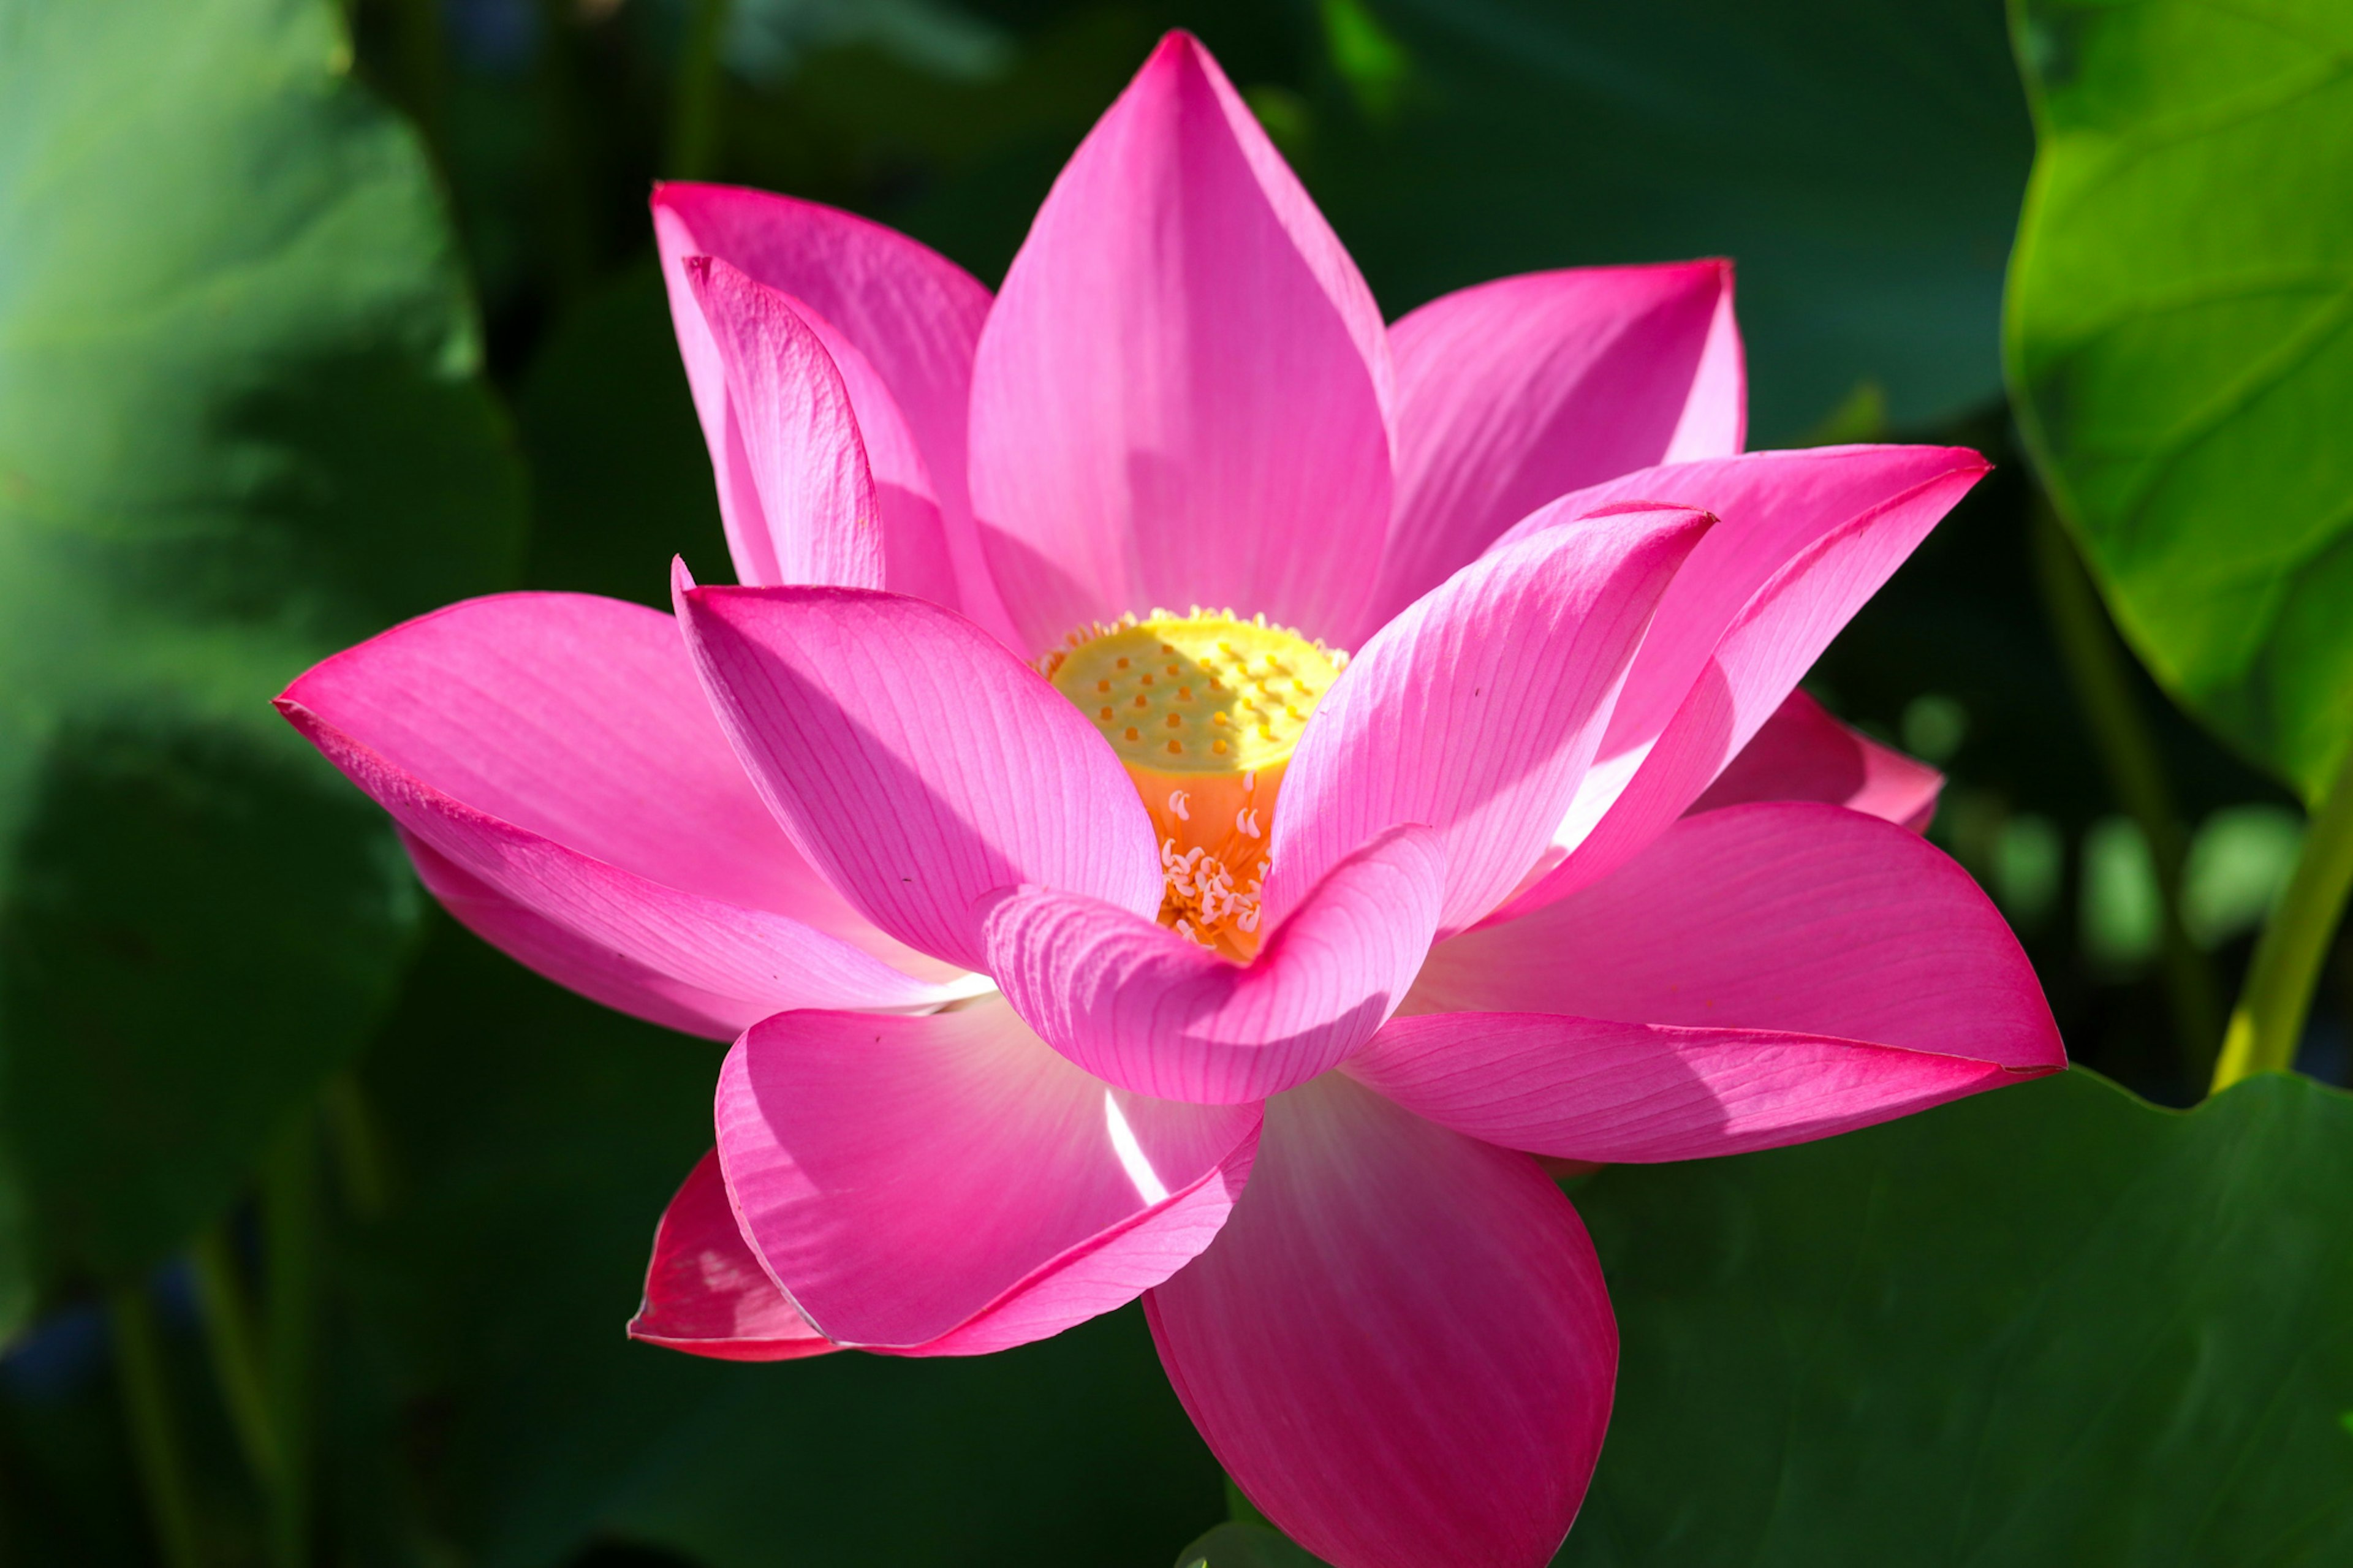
2006 0 2353 801
0 0 525 1319
1553 1069 2353 1565
1153 1070 2353 1568
338 915 1226 1567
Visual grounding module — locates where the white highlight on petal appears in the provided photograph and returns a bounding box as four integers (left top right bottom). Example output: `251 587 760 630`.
1104 1091 1170 1204
890 971 1001 1013
1552 738 1656 853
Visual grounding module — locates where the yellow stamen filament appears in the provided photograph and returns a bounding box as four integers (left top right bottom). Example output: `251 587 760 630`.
1042 610 1347 959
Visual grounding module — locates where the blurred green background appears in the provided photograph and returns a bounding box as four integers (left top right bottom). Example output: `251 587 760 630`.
2 0 2349 1564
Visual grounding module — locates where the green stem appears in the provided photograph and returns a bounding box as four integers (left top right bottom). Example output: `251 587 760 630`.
262 1118 319 1568
2030 497 2224 1083
189 1227 281 1490
2211 743 2353 1091
667 0 733 180
262 1113 320 1568
108 1285 205 1568
322 1070 390 1219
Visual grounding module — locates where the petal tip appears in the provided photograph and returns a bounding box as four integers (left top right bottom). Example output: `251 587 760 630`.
1149 28 1204 67
1127 31 1233 129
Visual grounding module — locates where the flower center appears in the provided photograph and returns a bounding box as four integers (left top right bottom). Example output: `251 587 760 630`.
1044 611 1347 960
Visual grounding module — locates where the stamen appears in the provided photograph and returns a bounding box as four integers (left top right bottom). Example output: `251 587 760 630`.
1041 611 1344 777
1046 609 1347 960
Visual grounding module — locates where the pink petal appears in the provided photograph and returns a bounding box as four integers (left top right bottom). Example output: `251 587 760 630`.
653 182 1007 637
1349 1013 2034 1164
798 310 964 613
283 595 776 906
1370 261 1742 624
1662 268 1747 463
276 593 961 1037
1487 445 1989 920
1410 801 2066 1073
627 1150 838 1362
400 831 865 1040
982 825 1445 1104
683 256 884 592
673 572 1162 972
716 996 1260 1353
1146 1074 1613 1568
1265 506 1711 939
1689 688 1941 831
968 31 1392 653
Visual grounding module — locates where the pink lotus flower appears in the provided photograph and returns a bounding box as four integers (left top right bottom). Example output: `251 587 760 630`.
277 33 2061 1568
